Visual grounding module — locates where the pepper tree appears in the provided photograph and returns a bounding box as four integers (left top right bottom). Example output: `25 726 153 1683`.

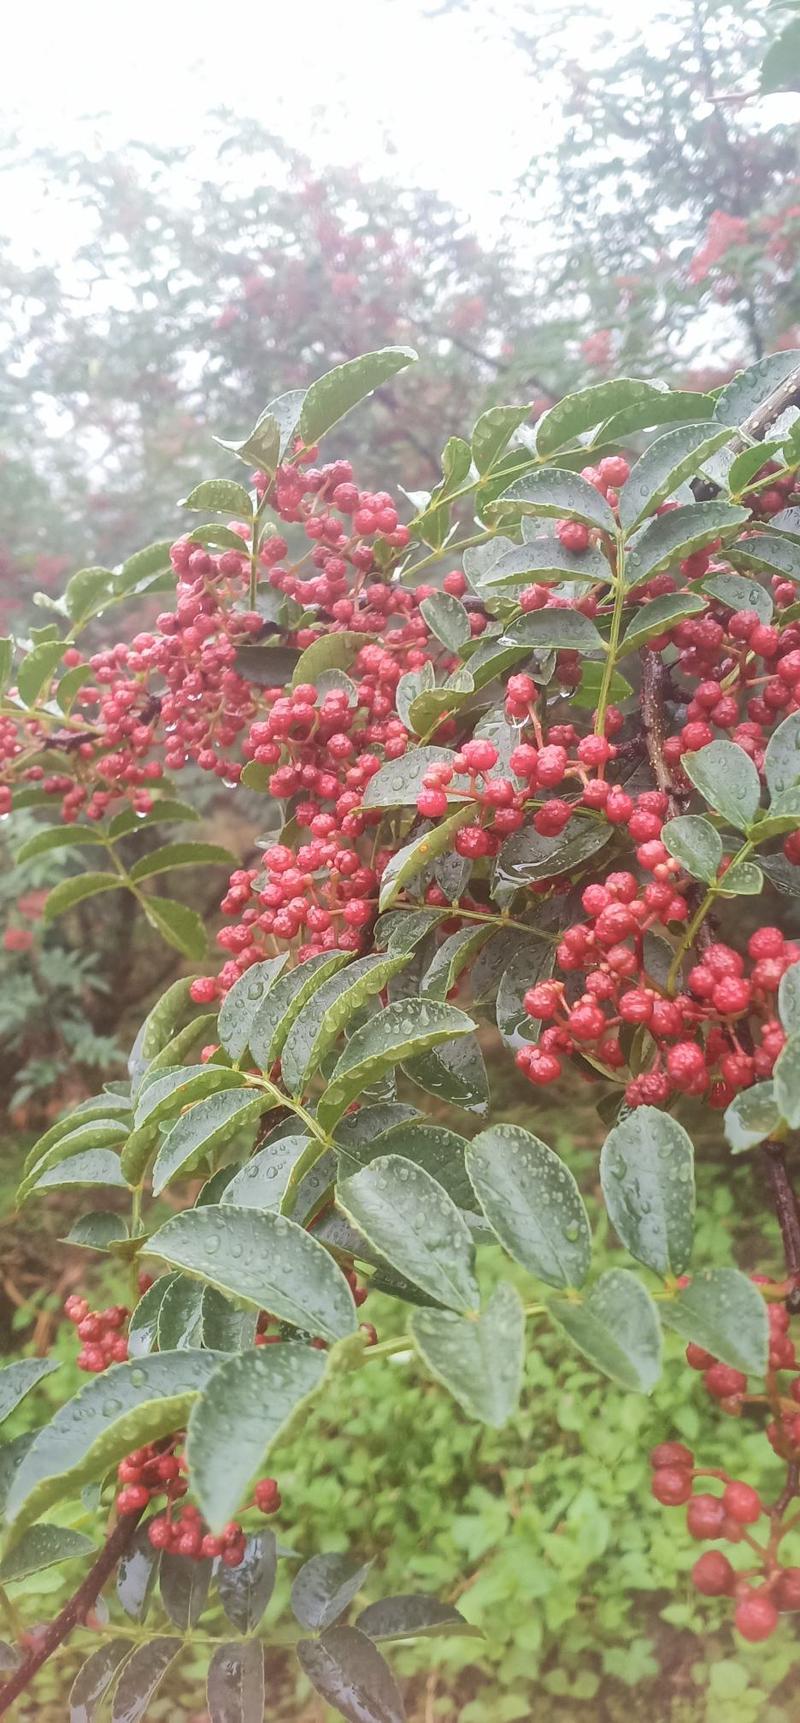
1 345 800 1717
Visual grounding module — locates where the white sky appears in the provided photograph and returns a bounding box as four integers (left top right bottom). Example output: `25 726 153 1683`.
1 0 640 244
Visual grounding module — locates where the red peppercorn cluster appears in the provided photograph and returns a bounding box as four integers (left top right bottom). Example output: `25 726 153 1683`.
144 1470 281 1565
64 1295 129 1372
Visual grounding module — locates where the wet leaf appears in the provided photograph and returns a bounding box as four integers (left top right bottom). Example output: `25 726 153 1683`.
549 1270 662 1392
466 1123 590 1287
599 1107 695 1276
187 1343 327 1531
411 1282 524 1427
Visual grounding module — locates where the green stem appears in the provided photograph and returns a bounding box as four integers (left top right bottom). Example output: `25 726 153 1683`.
593 535 626 738
666 838 754 992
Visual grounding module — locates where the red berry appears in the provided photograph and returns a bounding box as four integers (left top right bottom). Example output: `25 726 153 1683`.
692 1550 734 1596
735 1590 779 1641
686 1494 726 1539
652 1467 693 1506
722 1480 762 1524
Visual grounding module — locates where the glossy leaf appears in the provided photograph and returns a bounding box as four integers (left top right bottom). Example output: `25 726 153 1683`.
466 1123 590 1287
281 953 410 1094
134 1064 246 1129
298 346 417 445
356 1594 480 1643
599 1107 695 1276
217 1532 277 1632
550 1270 662 1392
182 478 252 515
207 1640 264 1723
156 1276 205 1350
14 824 106 863
317 999 475 1131
718 857 763 896
6 1351 222 1533
618 424 733 534
728 531 800 581
419 590 471 651
221 1134 316 1213
141 895 207 959
188 1343 326 1531
128 841 235 884
724 1082 781 1154
420 924 493 1001
297 1626 405 1723
292 1553 373 1631
17 640 66 706
536 379 661 456
378 809 476 913
200 1285 257 1351
775 1034 800 1128
336 1120 473 1210
495 943 555 1050
66 1211 129 1252
148 1205 357 1341
18 1118 128 1199
43 872 124 921
661 1269 768 1375
494 814 612 889
339 1154 478 1310
110 1637 181 1723
481 536 611 588
116 1524 160 1623
618 591 706 656
0 1523 94 1581
0 1357 59 1425
159 1551 212 1629
411 1282 524 1427
216 956 288 1061
699 569 773 622
765 710 800 799
662 815 722 883
362 746 461 809
682 740 761 831
501 609 606 653
249 950 350 1068
714 351 800 427
499 467 615 532
27 1148 128 1194
472 403 531 472
291 629 364 688
623 501 748 588
68 1640 131 1723
151 1092 265 1196
402 1033 489 1115
128 977 195 1087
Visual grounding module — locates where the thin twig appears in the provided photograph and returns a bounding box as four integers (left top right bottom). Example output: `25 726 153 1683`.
0 1510 145 1717
763 1141 800 1315
640 650 685 819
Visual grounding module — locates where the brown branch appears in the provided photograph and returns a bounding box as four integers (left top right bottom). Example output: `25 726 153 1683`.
640 650 686 819
0 1509 145 1717
762 1140 800 1315
694 359 800 499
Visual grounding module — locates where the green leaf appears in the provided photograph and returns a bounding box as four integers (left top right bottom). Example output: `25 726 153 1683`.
396 663 435 730
14 824 106 863
494 814 612 890
411 1282 524 1427
495 943 555 1050
623 502 749 588
0 1522 94 1580
217 956 288 1061
141 895 207 958
292 1554 373 1631
420 925 493 1001
378 808 476 912
134 1066 246 1129
403 1033 489 1116
219 1133 315 1211
598 391 716 440
217 1532 276 1633
152 1093 265 1197
661 1269 768 1375
765 710 800 799
728 531 800 581
419 591 471 652
299 347 417 446
116 541 173 594
466 1123 590 1287
249 952 351 1069
68 1639 132 1723
727 442 785 495
501 610 606 653
714 352 800 427
27 1149 128 1194
200 1286 257 1351
317 1000 476 1131
536 380 662 457
681 741 761 831
43 873 125 921
0 638 12 696
6 1352 222 1533
572 660 634 709
336 1120 473 1210
144 1013 218 1082
64 567 115 624
339 1154 477 1310
181 479 253 516
750 786 800 841
297 1627 405 1723
718 857 763 896
234 644 300 687
281 953 410 1095
291 630 364 689
549 1270 662 1392
499 468 615 532
207 1640 264 1723
775 1034 800 1128
18 1119 127 1201
128 841 235 884
699 570 773 622
148 1206 357 1341
662 816 722 884
472 404 531 473
599 1108 695 1276
724 1082 781 1154
362 746 461 809
116 1524 160 1623
110 1638 182 1723
356 1595 480 1644
146 1271 203 1350
619 591 707 655
0 1358 59 1425
780 962 800 1037
159 1551 212 1629
128 1275 179 1359
481 537 611 588
619 424 733 534
16 641 65 706
128 977 196 1087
